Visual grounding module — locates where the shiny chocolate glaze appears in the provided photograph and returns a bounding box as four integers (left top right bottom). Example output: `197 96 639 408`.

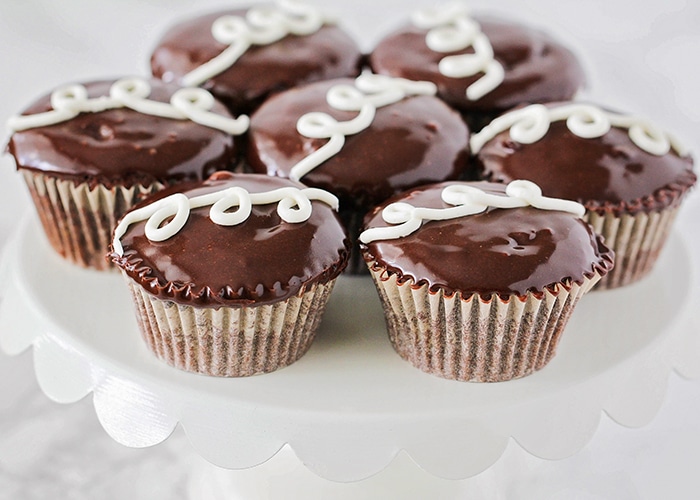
112 172 350 307
150 9 363 115
476 118 697 215
369 17 586 115
362 181 613 297
8 79 237 189
247 78 471 203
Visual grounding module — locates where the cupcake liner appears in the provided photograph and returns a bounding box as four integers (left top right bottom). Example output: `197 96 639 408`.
22 170 164 270
125 278 337 377
367 266 602 382
584 206 679 290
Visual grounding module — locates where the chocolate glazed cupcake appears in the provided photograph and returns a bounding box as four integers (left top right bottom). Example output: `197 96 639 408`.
369 2 586 131
247 74 471 273
111 172 349 377
150 2 363 116
6 77 245 270
472 101 696 289
360 181 613 382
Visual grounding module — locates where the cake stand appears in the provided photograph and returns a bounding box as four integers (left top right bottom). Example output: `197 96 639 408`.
1 213 699 498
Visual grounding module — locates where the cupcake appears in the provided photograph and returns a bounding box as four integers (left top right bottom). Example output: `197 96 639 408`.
360 180 614 382
472 101 696 289
110 171 349 377
150 0 363 116
369 2 586 130
6 77 247 270
247 73 471 273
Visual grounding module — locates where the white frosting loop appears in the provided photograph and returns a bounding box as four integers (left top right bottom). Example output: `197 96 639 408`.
144 194 192 243
112 185 339 256
412 2 504 101
469 102 688 157
7 77 249 135
359 180 585 243
209 187 253 226
50 84 90 111
505 180 585 217
296 105 375 139
181 0 329 87
290 73 437 181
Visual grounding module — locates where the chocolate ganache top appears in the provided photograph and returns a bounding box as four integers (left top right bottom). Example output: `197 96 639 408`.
7 79 237 188
150 8 363 115
247 78 470 203
476 107 697 215
112 172 350 307
369 17 586 115
361 181 613 298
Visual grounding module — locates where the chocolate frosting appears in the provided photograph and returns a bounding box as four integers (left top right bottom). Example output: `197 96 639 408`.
476 117 697 215
247 78 471 204
362 181 613 298
369 17 586 114
7 79 237 188
112 172 350 307
150 9 363 115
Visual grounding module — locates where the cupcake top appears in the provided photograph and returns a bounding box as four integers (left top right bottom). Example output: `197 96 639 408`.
7 77 245 188
247 74 470 204
111 172 350 307
472 102 697 214
150 1 363 115
369 2 585 115
360 180 613 298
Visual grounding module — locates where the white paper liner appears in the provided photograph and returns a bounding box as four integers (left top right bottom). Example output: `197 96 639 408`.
367 267 602 382
125 278 336 377
21 170 164 270
584 207 679 289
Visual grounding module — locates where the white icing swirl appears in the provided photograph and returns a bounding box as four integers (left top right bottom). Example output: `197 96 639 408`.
7 77 249 135
112 185 339 256
181 0 330 87
290 73 438 181
359 180 585 244
470 102 688 157
411 1 505 101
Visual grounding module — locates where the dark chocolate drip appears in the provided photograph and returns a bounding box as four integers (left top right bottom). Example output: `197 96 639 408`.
362 181 613 297
246 78 471 204
112 172 350 307
369 17 586 114
477 119 696 214
8 79 237 187
150 9 363 115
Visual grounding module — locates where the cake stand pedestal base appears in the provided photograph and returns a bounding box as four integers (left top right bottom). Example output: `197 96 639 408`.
186 446 480 500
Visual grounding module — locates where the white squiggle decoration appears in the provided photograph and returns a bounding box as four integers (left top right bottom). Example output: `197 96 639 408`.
182 0 330 87
412 2 505 101
7 77 249 135
112 186 339 256
290 73 438 181
470 102 688 157
359 180 585 244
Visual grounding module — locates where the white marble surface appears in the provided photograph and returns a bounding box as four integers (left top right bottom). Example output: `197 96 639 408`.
0 1 699 498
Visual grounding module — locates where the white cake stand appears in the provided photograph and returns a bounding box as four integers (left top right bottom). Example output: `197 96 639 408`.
1 214 698 498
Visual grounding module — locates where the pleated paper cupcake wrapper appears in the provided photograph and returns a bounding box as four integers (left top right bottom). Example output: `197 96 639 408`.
585 206 679 290
22 170 163 270
368 267 602 382
125 278 336 377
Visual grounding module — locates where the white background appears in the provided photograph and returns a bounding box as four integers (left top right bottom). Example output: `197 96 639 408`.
0 1 699 498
